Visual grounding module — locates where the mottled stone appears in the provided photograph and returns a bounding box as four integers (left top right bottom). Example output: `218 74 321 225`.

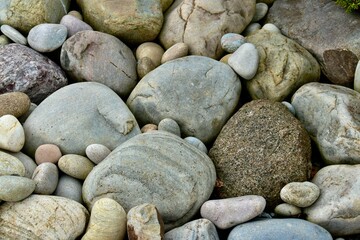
221 33 246 53
165 219 219 240
184 137 208 154
60 14 93 37
291 82 360 164
274 203 302 217
228 42 259 80
6 151 37 179
127 56 241 144
0 176 35 201
0 44 68 104
32 162 59 195
127 203 164 240
161 42 189 64
280 181 320 208
54 174 83 203
136 42 164 67
304 165 360 236
159 0 256 59
0 25 27 45
35 144 62 165
58 154 94 180
85 144 111 165
0 195 88 239
23 82 141 156
209 100 312 209
0 115 25 152
0 150 25 176
0 92 30 118
27 23 67 52
245 29 320 101
60 31 137 98
158 118 181 137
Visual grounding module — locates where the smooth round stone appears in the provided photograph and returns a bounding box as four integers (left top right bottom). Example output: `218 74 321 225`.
141 124 158 133
136 42 164 67
0 25 27 45
85 144 111 165
184 137 208 154
83 198 127 240
58 154 94 180
54 174 83 203
0 92 31 118
32 162 59 195
137 57 157 79
60 14 93 37
68 10 83 20
242 22 261 36
0 35 10 45
6 151 37 179
200 195 266 229
158 118 181 137
0 176 35 201
354 60 360 93
161 43 189 64
262 23 281 34
251 3 269 22
35 144 62 165
0 115 25 152
228 43 259 80
0 151 25 177
280 181 320 208
27 23 67 52
221 33 246 53
274 203 302 217
281 101 296 115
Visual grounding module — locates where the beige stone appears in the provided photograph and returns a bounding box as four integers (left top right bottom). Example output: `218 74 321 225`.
161 42 189 64
136 42 164 67
58 154 94 180
137 57 157 79
280 181 320 208
0 92 30 118
274 203 302 217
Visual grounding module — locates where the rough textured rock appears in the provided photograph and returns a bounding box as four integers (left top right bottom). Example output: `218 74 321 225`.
0 194 89 239
0 44 68 104
23 82 141 157
245 29 320 101
164 219 219 240
0 0 71 33
127 56 241 143
82 131 216 231
304 165 360 237
291 82 360 165
209 100 312 209
77 0 163 44
266 0 360 86
61 31 137 98
0 92 30 117
159 0 256 59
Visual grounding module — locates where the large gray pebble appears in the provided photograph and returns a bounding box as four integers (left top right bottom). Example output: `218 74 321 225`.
32 162 59 195
28 23 67 52
54 174 83 203
0 176 35 201
165 219 219 240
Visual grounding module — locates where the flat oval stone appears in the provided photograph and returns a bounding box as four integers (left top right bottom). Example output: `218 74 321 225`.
0 194 88 239
158 118 181 137
280 181 320 208
27 23 67 52
228 43 259 80
85 144 111 164
54 174 83 203
58 154 94 180
0 176 35 201
0 92 31 118
161 42 189 64
32 162 59 195
0 150 25 176
221 33 246 53
200 195 266 229
35 144 62 164
6 151 36 179
183 137 208 154
60 14 93 37
274 203 302 217
0 25 27 45
0 115 25 152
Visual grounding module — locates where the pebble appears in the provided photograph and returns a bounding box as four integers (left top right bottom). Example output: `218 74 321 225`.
6 151 37 179
34 144 62 165
0 150 25 177
262 23 281 34
141 124 158 133
67 10 83 20
354 60 360 92
127 203 164 240
85 143 111 164
0 35 10 45
137 57 157 79
136 42 164 67
274 203 302 217
221 33 247 53
54 174 83 203
252 3 269 22
58 154 94 180
280 181 320 208
228 43 259 80
242 22 261 36
83 198 127 240
32 162 59 195
158 118 181 137
60 14 93 37
0 175 35 201
0 25 27 45
0 92 31 118
184 137 208 154
27 23 67 52
200 195 266 229
161 42 189 64
0 115 25 152
281 101 296 115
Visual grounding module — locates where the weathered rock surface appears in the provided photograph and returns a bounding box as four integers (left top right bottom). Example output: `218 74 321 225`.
209 100 312 208
291 82 360 165
23 82 141 156
164 219 219 240
127 56 241 143
0 44 68 104
159 0 256 59
0 92 31 118
245 29 320 101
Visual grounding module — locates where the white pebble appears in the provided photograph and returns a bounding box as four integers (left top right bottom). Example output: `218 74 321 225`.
354 60 360 93
0 25 27 45
85 144 111 164
228 43 259 80
0 115 25 152
262 23 281 34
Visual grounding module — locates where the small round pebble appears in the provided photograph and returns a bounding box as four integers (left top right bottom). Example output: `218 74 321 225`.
228 42 259 80
32 162 59 195
67 10 83 21
85 143 111 165
0 24 27 45
0 175 35 201
58 154 95 180
0 115 25 152
251 3 269 22
0 92 31 118
136 42 164 67
242 23 261 36
262 23 281 34
281 101 296 115
354 60 360 93
141 124 158 133
54 174 83 203
221 33 246 53
274 203 302 217
137 57 157 79
0 151 25 177
60 14 93 37
161 42 189 64
158 118 181 137
0 35 10 45
280 181 321 208
27 23 68 52
184 137 208 154
35 144 62 165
